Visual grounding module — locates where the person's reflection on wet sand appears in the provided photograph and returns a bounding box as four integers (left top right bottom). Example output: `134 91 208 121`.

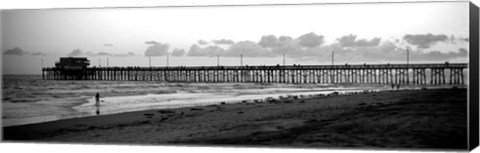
96 105 100 115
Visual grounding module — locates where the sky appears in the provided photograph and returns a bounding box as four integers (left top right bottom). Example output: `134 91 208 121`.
1 1 470 74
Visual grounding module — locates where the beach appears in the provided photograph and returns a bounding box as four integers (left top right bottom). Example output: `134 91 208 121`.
3 88 467 150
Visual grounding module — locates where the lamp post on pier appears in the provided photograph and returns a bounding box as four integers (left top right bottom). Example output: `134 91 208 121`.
331 50 334 66
406 48 410 84
148 57 151 67
407 48 409 66
330 50 335 83
166 54 169 67
240 54 243 66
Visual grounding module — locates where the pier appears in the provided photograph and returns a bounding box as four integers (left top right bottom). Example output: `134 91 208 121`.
42 63 467 85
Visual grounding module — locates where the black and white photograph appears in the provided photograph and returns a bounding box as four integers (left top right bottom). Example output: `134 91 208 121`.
1 0 479 152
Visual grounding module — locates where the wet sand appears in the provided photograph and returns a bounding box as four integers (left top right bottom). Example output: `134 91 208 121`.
3 88 467 150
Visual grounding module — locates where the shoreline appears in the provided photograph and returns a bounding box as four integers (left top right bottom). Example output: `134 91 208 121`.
3 88 468 150
2 86 378 127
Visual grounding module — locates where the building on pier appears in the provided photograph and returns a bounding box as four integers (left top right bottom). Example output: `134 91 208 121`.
55 57 90 69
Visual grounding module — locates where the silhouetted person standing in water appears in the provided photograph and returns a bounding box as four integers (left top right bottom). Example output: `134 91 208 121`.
95 92 101 115
95 92 100 106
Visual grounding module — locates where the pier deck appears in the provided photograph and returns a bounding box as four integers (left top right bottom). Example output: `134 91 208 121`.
42 63 467 85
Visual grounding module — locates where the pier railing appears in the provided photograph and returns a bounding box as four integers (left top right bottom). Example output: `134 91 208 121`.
42 63 467 85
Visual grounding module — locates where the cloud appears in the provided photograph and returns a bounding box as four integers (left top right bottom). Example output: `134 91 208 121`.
84 51 136 57
409 48 468 61
356 38 381 47
109 52 137 57
96 52 110 56
278 36 293 44
187 45 225 57
271 38 304 58
197 40 208 45
32 52 46 56
171 48 186 57
226 41 271 57
447 35 469 44
187 40 272 57
187 45 203 56
338 34 381 47
349 42 404 62
126 52 136 56
203 46 226 56
184 33 467 63
450 35 470 44
3 47 29 56
68 49 83 57
183 33 325 58
145 42 170 57
67 49 136 57
296 32 324 48
212 39 234 45
258 35 304 57
258 35 279 48
403 33 448 49
459 48 468 56
4 48 47 56
298 38 468 64
145 41 159 45
112 52 136 57
338 35 357 47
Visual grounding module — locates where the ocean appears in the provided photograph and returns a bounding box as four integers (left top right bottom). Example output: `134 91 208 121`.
1 74 452 127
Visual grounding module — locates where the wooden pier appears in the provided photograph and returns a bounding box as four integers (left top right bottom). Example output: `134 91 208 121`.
42 63 467 85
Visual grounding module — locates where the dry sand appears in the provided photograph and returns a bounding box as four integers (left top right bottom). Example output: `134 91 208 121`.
3 88 467 150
